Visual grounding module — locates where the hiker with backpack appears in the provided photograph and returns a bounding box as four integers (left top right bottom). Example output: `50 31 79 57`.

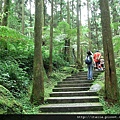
85 51 94 80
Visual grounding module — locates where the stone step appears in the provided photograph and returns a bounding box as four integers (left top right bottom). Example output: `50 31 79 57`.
46 96 99 103
75 71 102 76
40 103 103 112
53 87 90 92
71 74 98 77
66 76 98 79
63 77 87 81
60 80 94 83
56 83 92 87
66 76 88 79
40 111 105 114
50 91 98 97
39 71 105 114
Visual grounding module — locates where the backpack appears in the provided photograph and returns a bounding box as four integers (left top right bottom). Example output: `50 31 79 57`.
85 55 92 65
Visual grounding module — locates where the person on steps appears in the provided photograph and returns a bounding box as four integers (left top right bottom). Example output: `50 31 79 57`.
85 51 93 80
93 50 101 70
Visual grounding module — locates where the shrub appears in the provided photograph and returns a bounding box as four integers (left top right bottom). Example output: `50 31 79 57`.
0 59 29 98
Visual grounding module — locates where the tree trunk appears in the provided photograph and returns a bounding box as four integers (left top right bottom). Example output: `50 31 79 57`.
30 0 44 105
110 0 119 36
0 0 2 12
66 0 71 63
0 0 3 25
49 0 53 75
29 0 32 27
67 0 70 26
43 0 45 27
87 0 92 51
92 2 99 49
71 0 74 28
76 0 82 69
22 0 25 34
1 0 10 26
100 0 119 103
60 0 63 21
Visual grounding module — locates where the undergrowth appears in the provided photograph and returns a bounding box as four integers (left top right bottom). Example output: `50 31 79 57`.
97 70 120 114
17 71 71 114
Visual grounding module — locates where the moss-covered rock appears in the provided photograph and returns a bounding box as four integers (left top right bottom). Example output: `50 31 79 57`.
0 85 24 114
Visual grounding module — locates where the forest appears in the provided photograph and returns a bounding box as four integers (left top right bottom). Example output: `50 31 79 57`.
0 0 120 115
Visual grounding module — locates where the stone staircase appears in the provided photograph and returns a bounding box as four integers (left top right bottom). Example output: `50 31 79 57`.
39 71 105 114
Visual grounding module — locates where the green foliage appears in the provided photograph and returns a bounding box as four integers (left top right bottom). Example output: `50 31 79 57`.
42 45 69 73
60 66 79 74
0 85 24 114
111 22 120 30
99 96 120 114
113 35 120 52
57 21 70 34
0 59 29 98
0 26 34 78
57 21 77 41
44 71 71 99
0 26 33 97
0 26 34 56
98 70 120 114
116 68 120 91
113 35 120 67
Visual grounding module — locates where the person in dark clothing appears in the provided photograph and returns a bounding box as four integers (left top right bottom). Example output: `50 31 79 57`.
85 51 93 80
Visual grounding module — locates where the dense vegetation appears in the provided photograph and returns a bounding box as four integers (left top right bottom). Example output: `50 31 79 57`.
0 26 79 114
0 25 120 114
0 0 120 115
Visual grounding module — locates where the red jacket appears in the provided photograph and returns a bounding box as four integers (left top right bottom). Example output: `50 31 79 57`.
93 52 101 62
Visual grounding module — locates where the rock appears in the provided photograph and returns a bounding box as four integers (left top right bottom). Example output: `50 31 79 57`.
89 83 102 92
0 85 23 114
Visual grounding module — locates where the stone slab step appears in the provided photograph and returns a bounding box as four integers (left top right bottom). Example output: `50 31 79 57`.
66 76 88 80
46 96 99 103
71 74 98 77
40 111 105 114
50 91 98 97
40 103 103 112
62 78 82 81
56 83 92 87
53 87 90 92
60 80 94 83
75 71 102 76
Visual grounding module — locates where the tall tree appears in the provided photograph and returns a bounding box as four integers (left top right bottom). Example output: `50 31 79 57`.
67 0 70 25
0 0 3 13
100 0 119 103
66 0 71 62
22 0 25 34
30 0 44 105
110 0 119 36
0 0 3 25
29 0 32 27
1 0 10 26
49 0 53 75
71 0 74 28
76 0 82 69
87 0 91 51
79 0 83 67
92 1 100 49
60 0 63 21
